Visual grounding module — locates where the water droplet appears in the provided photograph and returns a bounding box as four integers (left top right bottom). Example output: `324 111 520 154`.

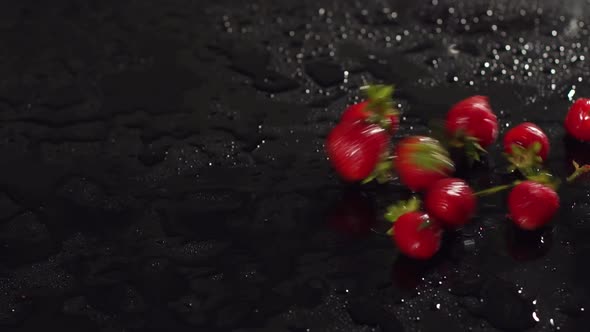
463 238 476 249
567 87 576 101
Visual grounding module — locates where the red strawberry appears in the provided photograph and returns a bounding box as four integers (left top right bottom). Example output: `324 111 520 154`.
392 212 442 260
504 122 550 161
424 178 476 228
326 121 388 182
446 96 498 159
341 100 400 134
508 181 559 230
341 101 370 123
395 136 455 192
565 98 590 142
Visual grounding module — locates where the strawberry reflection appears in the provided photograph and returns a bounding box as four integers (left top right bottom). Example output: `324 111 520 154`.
564 136 590 172
391 255 431 289
327 191 376 238
506 226 553 261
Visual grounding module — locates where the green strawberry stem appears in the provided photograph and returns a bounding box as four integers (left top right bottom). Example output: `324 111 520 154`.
505 142 543 176
474 183 519 196
464 138 487 162
475 169 561 197
362 152 394 184
566 161 590 183
527 172 560 190
362 84 396 115
385 197 421 223
411 139 455 174
360 84 398 132
450 130 487 164
385 197 420 235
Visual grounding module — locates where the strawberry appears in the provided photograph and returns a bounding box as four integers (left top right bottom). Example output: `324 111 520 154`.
326 121 388 182
394 136 455 192
391 211 442 260
341 100 400 135
508 181 559 230
565 98 590 142
341 101 370 123
446 96 498 161
504 122 550 162
385 198 443 260
424 178 476 228
503 123 550 177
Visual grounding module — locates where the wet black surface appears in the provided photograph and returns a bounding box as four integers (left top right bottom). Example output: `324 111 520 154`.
1 0 590 331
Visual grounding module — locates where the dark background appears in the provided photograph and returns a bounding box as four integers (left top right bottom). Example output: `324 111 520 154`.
0 0 589 331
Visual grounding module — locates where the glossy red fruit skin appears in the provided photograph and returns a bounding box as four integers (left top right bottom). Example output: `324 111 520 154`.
425 178 476 228
392 212 442 260
326 121 388 182
503 122 550 160
395 136 453 192
341 101 399 134
508 181 559 230
565 98 590 142
446 96 498 148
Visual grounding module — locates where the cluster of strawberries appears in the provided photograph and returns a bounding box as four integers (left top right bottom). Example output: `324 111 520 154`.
326 85 590 260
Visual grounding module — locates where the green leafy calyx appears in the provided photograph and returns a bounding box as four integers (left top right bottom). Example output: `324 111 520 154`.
410 139 455 174
360 84 399 132
385 197 421 223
